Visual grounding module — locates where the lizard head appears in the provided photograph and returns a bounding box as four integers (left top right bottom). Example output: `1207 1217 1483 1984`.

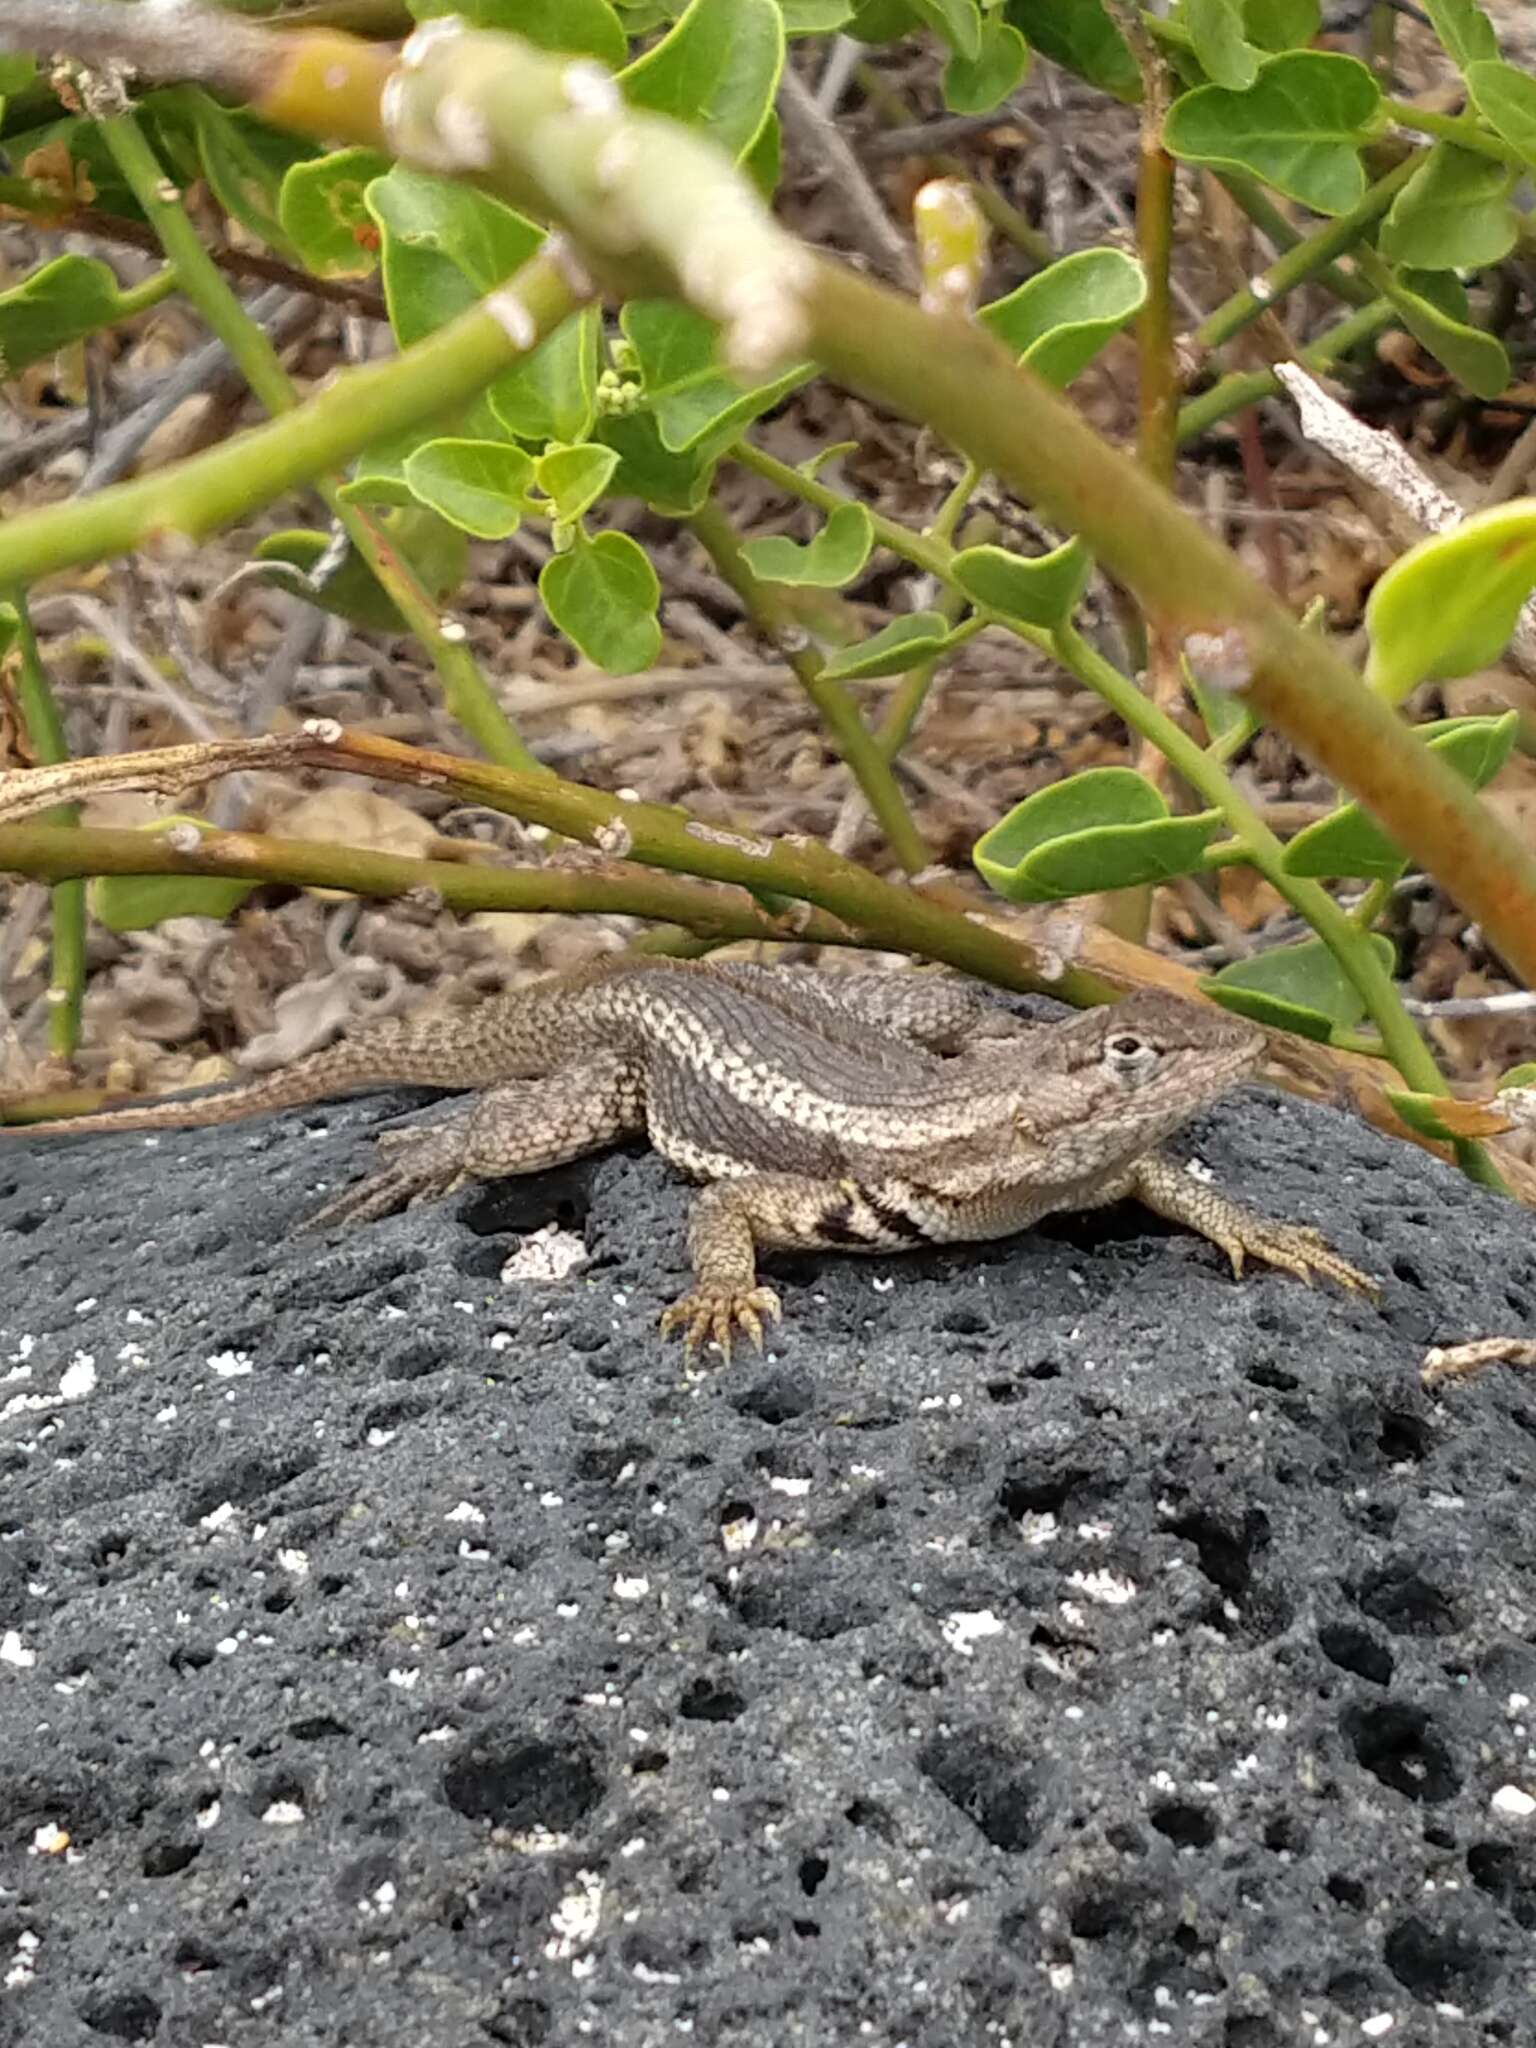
1007 991 1267 1177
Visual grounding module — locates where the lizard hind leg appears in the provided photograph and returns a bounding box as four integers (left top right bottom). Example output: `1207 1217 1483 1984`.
302 1055 643 1231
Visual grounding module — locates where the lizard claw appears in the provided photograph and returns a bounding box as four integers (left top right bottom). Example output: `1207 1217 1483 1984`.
659 1285 783 1365
1215 1218 1379 1300
303 1133 466 1230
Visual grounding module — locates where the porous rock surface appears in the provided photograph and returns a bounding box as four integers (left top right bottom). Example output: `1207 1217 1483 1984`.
2 1068 1536 2048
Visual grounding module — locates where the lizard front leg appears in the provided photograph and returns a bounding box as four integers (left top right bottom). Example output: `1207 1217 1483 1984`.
1128 1153 1379 1296
661 1172 894 1362
305 1055 643 1229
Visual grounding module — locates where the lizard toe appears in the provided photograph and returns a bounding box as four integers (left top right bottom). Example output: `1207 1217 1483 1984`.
1234 1219 1378 1298
659 1287 782 1365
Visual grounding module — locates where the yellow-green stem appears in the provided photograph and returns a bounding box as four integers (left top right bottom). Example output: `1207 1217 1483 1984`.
9 596 84 1056
1178 298 1398 442
1196 156 1418 353
0 254 574 589
99 110 542 772
726 436 1498 1181
1055 626 1503 1189
1382 97 1525 167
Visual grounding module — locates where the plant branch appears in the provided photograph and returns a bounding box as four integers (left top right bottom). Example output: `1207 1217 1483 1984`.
8 597 84 1057
97 106 543 769
0 247 579 587
1194 156 1418 355
1177 297 1398 443
0 727 1113 1003
0 821 863 948
0 173 388 317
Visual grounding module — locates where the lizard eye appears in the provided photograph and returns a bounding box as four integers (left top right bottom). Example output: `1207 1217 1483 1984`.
1103 1030 1159 1085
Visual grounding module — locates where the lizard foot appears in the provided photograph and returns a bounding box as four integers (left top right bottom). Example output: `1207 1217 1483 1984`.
659 1285 783 1364
303 1143 465 1230
1213 1217 1379 1299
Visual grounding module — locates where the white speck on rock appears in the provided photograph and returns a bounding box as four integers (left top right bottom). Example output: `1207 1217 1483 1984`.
942 1610 1004 1657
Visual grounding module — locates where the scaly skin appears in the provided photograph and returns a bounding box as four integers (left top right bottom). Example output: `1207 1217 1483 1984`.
6 960 1379 1357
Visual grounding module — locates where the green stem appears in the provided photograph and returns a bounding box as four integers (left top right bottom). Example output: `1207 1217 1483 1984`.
1368 0 1398 84
1381 97 1526 167
0 821 862 950
115 268 181 319
685 497 932 874
1196 156 1418 354
0 252 575 587
9 596 84 1057
1177 297 1398 443
303 728 1126 1003
98 111 542 772
1056 625 1503 1189
725 437 1499 1182
1135 128 1179 488
931 458 981 547
1348 875 1397 931
1213 174 1377 311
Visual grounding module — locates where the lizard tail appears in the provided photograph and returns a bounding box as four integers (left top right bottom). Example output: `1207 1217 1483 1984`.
2 1019 488 1138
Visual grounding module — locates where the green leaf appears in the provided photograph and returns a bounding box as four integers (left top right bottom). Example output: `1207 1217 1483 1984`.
620 0 785 159
740 503 874 586
973 767 1221 903
1185 0 1261 92
780 0 855 29
403 438 536 539
278 148 390 278
0 54 37 96
978 248 1146 387
1378 265 1509 399
91 819 259 933
252 508 468 631
1004 0 1140 99
0 603 20 664
540 529 662 673
488 305 602 442
944 18 1030 112
1421 0 1499 73
168 88 315 259
848 0 922 42
0 254 146 373
1162 51 1381 215
367 164 541 344
1282 714 1517 877
407 0 626 63
619 299 812 449
743 106 781 198
535 442 621 522
623 297 719 396
951 537 1092 627
1382 1088 1513 1142
1241 0 1320 51
1202 934 1396 1041
1378 144 1516 270
1366 502 1536 698
597 411 716 514
818 612 958 679
1498 1063 1536 1092
911 0 982 61
1465 59 1536 171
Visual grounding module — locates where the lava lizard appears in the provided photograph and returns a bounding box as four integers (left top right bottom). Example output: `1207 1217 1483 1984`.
5 957 1377 1354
